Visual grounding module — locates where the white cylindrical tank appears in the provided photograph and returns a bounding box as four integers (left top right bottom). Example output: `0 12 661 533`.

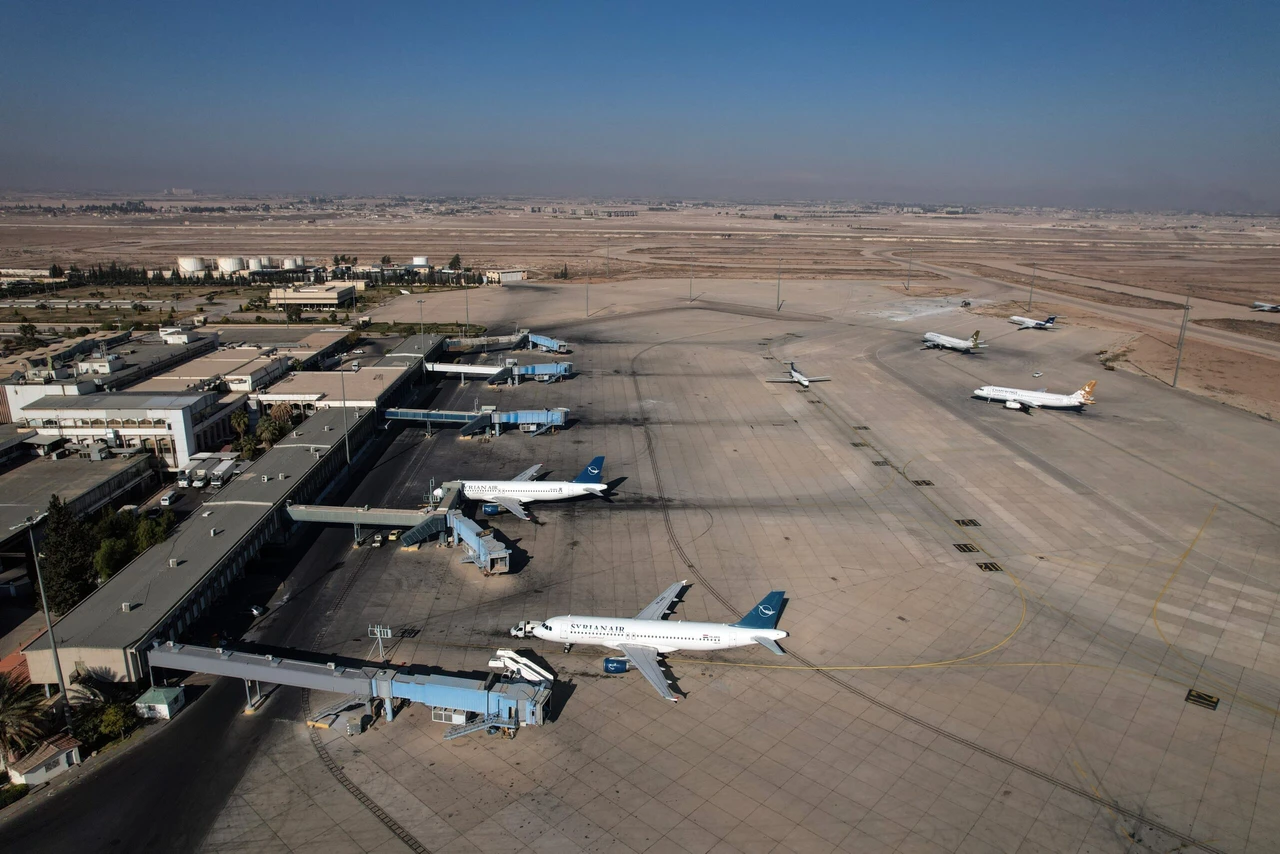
177 256 206 274
217 256 246 273
247 258 263 271
412 256 429 266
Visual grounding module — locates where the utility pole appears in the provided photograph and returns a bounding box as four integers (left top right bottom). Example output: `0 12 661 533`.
905 249 912 291
689 263 694 302
18 515 70 725
606 238 611 279
339 368 351 464
464 287 470 336
1028 262 1037 310
585 276 589 318
776 259 782 311
1172 290 1192 388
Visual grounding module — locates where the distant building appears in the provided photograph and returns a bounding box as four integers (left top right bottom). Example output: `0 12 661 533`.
483 269 527 285
268 284 355 310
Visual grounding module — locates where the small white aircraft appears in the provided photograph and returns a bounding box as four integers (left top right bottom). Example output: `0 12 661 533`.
511 583 787 701
399 288 412 295
1251 301 1280 312
973 380 1097 412
923 330 986 353
439 456 607 520
1009 314 1057 330
765 361 831 388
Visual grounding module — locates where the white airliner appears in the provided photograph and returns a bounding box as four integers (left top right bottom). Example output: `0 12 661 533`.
923 330 986 353
1009 314 1057 330
438 456 607 520
765 361 831 388
973 380 1097 412
1251 301 1279 312
511 582 787 702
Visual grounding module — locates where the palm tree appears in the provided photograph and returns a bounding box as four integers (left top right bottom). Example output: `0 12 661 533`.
230 409 248 440
0 671 46 767
270 402 294 426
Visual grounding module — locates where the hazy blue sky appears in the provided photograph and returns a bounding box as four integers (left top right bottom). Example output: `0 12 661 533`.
3 1 1277 210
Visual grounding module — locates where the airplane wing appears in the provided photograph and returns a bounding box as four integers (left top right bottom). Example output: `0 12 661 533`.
1017 321 1037 329
617 644 678 701
635 580 687 620
807 376 832 382
489 495 529 520
511 464 542 482
764 377 794 383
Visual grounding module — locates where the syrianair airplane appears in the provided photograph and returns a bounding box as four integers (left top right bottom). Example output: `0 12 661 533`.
511 582 787 702
1251 301 1280 312
923 330 986 353
1009 314 1057 330
973 380 1097 412
765 361 831 388
439 456 607 520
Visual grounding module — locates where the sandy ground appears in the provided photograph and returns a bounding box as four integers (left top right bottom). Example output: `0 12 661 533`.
1193 317 1280 343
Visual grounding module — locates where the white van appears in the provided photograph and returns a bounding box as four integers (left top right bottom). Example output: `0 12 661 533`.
160 490 179 507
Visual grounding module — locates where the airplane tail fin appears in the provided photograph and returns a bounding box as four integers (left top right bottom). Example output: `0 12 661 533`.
1045 316 1057 325
971 330 983 345
1077 380 1097 403
731 591 785 630
573 456 606 484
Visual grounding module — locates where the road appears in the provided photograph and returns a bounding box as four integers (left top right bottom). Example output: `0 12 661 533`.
0 384 453 852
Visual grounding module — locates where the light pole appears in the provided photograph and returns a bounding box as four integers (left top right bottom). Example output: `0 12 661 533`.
606 238 611 280
1028 262 1037 310
585 275 589 318
1172 291 1192 388
339 368 351 464
464 287 470 336
776 259 782 310
689 263 694 302
905 248 913 291
14 514 69 720
416 299 425 374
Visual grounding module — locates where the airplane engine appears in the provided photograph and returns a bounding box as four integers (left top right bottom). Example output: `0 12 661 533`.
603 658 630 673
1004 400 1022 410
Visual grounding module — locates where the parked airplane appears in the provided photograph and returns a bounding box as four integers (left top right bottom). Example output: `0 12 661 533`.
923 330 986 352
1251 301 1280 312
438 456 607 520
511 582 787 701
765 361 831 388
1009 314 1057 330
973 380 1097 412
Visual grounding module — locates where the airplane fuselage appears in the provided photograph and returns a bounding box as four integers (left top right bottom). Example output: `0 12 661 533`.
789 369 811 388
973 386 1087 410
1252 302 1280 312
462 481 604 503
923 332 981 352
520 615 787 654
1009 315 1055 329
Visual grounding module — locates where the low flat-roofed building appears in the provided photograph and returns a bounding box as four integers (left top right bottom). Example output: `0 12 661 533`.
23 407 376 685
482 269 528 284
131 349 290 394
14 390 243 469
207 329 349 370
0 454 156 538
7 733 82 786
268 284 355 310
253 361 410 413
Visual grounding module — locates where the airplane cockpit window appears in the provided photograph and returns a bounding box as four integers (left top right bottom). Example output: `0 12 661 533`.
542 623 552 631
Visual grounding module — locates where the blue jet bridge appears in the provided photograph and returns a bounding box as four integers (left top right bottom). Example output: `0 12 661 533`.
385 407 568 437
443 329 570 354
146 642 552 738
422 360 572 385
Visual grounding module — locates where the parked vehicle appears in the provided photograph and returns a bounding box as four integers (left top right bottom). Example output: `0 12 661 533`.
160 490 179 507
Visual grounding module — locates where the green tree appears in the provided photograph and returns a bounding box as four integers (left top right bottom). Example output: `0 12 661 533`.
256 418 282 447
236 435 258 460
230 409 249 440
17 323 40 347
74 326 91 337
284 305 302 323
0 671 46 766
48 263 64 278
93 538 134 582
380 255 392 265
40 495 97 615
449 253 461 271
98 704 135 741
289 358 302 372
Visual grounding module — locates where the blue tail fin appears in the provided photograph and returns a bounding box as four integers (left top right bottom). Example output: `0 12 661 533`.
573 456 605 484
1045 316 1057 325
731 591 785 630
